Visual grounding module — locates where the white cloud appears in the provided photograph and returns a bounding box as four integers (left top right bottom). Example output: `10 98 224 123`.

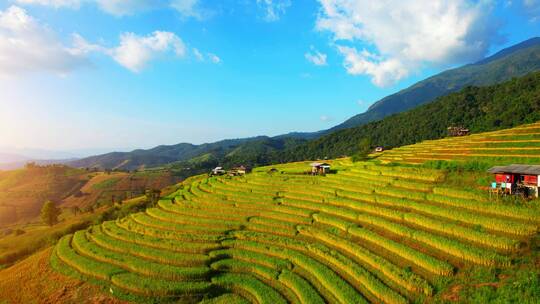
256 0 291 22
207 52 221 64
110 31 186 72
337 46 408 87
0 5 88 75
95 0 157 16
16 0 208 18
320 115 333 122
521 0 540 21
15 0 81 8
58 31 195 72
0 6 217 75
191 48 221 63
69 33 105 55
316 0 502 87
305 48 328 66
192 47 204 61
170 0 208 19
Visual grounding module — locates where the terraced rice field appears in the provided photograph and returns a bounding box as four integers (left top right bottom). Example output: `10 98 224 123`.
51 156 540 303
376 122 540 164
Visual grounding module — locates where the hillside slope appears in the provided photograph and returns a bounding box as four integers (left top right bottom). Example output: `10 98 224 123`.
278 71 540 161
49 138 540 302
0 247 125 303
0 165 180 228
329 37 540 131
377 121 540 165
0 165 87 227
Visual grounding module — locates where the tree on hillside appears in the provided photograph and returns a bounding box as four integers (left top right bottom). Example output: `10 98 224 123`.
145 189 161 207
351 138 372 162
84 205 95 214
25 162 37 170
40 200 61 226
70 206 81 215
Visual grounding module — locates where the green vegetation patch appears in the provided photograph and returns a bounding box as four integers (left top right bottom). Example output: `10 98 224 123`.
92 177 122 190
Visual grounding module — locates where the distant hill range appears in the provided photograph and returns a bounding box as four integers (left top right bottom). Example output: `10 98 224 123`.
58 37 540 172
0 158 79 171
0 153 30 165
0 148 84 170
67 137 306 171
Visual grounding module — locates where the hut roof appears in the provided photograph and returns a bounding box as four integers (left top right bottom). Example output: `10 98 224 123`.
310 162 330 167
487 164 540 175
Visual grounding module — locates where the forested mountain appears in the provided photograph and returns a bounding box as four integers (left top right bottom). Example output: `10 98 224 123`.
327 37 540 132
277 71 540 161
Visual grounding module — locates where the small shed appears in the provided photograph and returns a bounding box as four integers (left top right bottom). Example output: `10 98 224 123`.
488 164 540 198
210 166 226 176
375 146 384 152
447 126 470 137
230 165 251 176
310 162 331 175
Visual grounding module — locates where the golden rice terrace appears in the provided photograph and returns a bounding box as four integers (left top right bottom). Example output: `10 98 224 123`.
51 130 540 304
376 122 540 164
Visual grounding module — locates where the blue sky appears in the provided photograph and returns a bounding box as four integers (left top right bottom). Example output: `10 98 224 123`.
0 0 538 156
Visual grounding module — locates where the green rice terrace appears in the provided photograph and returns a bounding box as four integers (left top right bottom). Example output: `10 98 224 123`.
50 123 540 303
376 121 540 165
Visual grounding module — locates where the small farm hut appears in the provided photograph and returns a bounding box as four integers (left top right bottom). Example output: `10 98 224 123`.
310 162 331 175
488 164 540 198
375 146 384 152
210 166 226 176
447 126 470 137
229 165 251 176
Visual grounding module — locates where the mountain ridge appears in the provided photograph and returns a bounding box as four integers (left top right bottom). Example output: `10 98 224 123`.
276 70 540 161
67 136 306 171
328 37 540 132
